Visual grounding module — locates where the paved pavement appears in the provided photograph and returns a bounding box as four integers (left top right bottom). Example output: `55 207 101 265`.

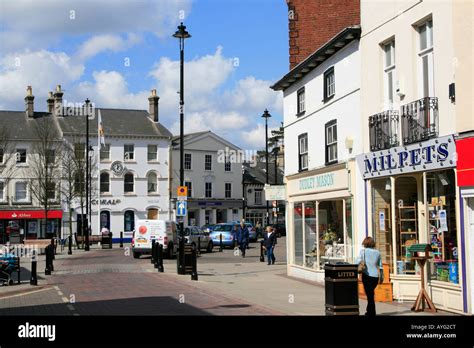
0 238 456 316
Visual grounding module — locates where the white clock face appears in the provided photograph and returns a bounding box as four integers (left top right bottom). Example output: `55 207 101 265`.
111 161 124 175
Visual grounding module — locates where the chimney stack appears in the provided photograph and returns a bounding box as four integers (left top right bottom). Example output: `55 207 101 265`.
53 84 64 116
46 91 54 113
148 89 159 122
24 86 34 118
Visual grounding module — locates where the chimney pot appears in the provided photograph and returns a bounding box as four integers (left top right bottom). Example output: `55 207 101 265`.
148 89 159 122
47 91 54 113
24 86 34 118
53 84 64 116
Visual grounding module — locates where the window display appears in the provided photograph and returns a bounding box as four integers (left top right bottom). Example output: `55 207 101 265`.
318 200 344 268
293 203 303 266
304 202 317 268
426 170 458 283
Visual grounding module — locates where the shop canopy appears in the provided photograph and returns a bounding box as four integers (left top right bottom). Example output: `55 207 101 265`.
0 210 63 220
456 137 474 187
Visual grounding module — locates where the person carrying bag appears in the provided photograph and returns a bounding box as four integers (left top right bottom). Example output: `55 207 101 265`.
357 237 383 316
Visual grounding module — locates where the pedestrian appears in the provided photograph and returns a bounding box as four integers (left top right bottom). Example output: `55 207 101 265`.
237 220 249 257
263 226 277 265
357 236 383 316
232 224 239 249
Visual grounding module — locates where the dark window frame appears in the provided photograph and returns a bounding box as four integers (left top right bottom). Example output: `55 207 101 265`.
297 87 306 115
184 153 192 170
225 183 232 198
205 154 212 171
325 120 338 165
124 172 134 193
100 172 110 193
205 182 212 198
298 133 308 172
323 67 335 102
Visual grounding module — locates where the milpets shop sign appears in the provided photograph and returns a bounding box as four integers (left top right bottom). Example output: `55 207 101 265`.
357 135 456 179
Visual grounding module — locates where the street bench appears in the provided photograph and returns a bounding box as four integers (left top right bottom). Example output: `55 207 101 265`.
23 239 56 255
75 235 102 245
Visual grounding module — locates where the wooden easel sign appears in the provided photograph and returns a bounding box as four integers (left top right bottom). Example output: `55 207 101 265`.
408 244 437 313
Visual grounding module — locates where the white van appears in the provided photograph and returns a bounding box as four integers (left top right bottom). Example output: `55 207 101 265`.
131 220 178 259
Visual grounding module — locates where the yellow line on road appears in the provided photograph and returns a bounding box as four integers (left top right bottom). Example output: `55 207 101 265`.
0 286 54 300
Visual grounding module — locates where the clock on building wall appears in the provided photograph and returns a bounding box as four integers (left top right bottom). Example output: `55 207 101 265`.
111 161 125 176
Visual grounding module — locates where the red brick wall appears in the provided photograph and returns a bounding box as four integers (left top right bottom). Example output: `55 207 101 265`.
287 0 360 70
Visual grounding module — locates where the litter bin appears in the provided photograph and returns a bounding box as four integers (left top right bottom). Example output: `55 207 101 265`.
324 262 359 316
177 242 194 275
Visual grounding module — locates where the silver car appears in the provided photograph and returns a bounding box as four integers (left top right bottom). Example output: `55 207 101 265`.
183 226 214 252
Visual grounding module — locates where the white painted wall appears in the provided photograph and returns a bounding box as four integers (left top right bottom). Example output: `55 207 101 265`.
284 40 362 176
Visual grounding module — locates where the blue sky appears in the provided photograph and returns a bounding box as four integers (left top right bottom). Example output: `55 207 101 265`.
0 0 288 149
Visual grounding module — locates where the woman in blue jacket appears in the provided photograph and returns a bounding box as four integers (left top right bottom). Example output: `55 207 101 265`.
357 237 383 316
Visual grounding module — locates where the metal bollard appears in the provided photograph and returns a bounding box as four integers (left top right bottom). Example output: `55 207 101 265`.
153 242 159 269
191 243 198 281
51 238 56 259
177 238 185 275
44 246 51 275
49 245 54 272
109 232 113 249
151 239 156 264
157 243 164 273
260 240 265 262
219 234 223 252
197 237 201 256
30 250 38 285
68 235 72 255
120 231 123 248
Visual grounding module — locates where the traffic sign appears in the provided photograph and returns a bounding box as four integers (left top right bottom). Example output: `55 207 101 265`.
177 195 187 201
177 186 188 197
176 201 187 217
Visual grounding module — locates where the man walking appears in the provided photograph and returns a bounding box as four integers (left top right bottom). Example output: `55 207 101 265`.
263 226 277 265
237 220 249 258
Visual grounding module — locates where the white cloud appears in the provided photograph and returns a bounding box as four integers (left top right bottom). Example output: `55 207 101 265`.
76 34 141 61
0 50 84 109
0 0 192 53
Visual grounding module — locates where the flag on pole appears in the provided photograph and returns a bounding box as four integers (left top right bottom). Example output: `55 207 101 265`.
98 109 105 147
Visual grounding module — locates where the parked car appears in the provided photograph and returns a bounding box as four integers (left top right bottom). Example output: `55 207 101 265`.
210 223 236 248
183 226 214 252
232 221 257 242
200 224 216 233
271 223 286 237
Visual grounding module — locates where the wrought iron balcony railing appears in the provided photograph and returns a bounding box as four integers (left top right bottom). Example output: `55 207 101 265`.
401 97 438 145
369 110 399 151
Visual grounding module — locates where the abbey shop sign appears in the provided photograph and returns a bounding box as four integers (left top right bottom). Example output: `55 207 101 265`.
357 135 456 179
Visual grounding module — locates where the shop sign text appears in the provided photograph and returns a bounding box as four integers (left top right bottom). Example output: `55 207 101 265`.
358 135 456 179
299 173 334 191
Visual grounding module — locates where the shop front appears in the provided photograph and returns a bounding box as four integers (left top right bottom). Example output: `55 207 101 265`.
286 162 357 283
0 210 62 243
456 136 474 314
357 135 466 313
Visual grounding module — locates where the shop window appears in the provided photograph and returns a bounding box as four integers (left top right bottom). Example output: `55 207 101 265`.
318 200 344 269
371 178 393 273
124 173 134 193
426 170 458 284
293 203 304 266
100 172 110 193
147 172 158 194
395 176 419 275
124 210 135 232
303 202 317 268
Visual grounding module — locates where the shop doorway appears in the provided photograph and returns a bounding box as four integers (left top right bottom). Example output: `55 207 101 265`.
395 176 419 275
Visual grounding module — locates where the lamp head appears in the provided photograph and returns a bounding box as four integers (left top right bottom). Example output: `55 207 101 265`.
261 109 271 119
173 22 191 39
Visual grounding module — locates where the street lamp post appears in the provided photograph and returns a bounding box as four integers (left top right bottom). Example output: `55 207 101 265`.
261 109 271 227
173 23 191 263
241 164 246 219
84 98 90 251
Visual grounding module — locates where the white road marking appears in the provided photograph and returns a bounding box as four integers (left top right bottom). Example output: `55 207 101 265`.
0 287 54 300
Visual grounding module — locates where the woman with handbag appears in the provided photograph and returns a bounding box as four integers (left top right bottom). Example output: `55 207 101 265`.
357 237 383 316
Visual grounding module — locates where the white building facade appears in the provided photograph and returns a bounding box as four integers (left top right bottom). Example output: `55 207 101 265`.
272 27 365 283
170 131 243 227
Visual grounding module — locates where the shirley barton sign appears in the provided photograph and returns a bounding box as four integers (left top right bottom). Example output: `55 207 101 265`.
357 135 456 179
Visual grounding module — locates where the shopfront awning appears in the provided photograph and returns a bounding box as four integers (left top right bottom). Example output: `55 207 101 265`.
456 137 474 187
0 210 63 220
